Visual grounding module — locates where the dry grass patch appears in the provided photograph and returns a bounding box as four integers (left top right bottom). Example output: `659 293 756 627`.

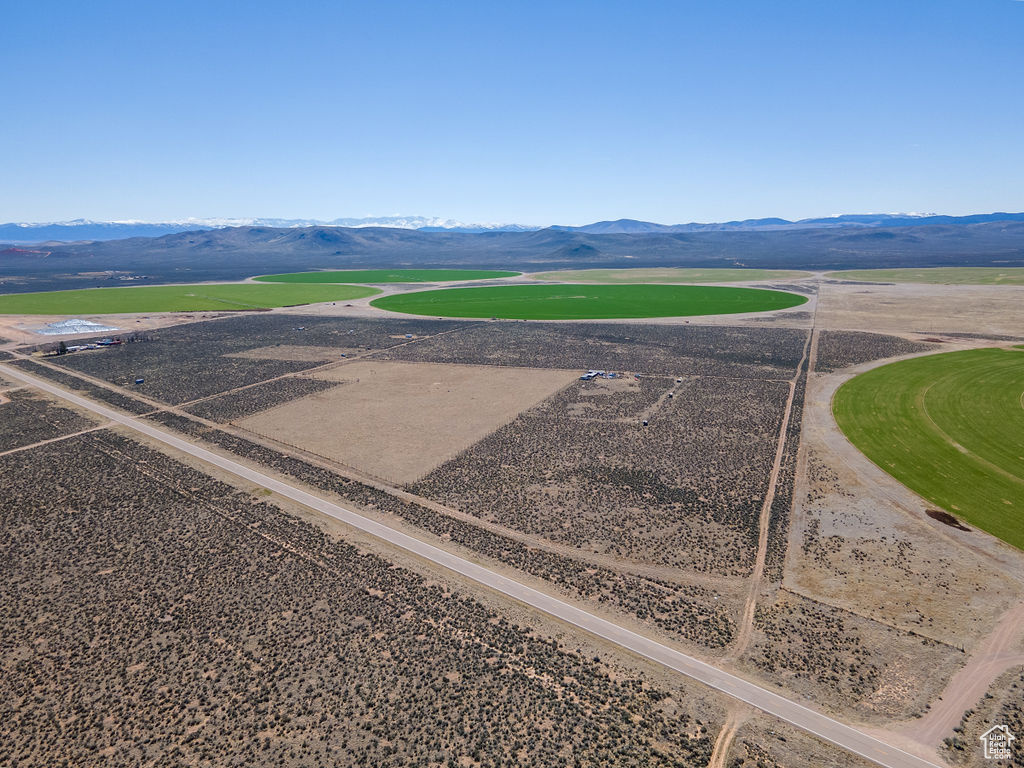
235 360 579 483
816 282 1024 336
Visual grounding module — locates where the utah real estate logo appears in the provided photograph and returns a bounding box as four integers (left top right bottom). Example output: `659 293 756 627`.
980 724 1015 760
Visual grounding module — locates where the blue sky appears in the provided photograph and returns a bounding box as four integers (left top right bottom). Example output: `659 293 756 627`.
2 0 1022 225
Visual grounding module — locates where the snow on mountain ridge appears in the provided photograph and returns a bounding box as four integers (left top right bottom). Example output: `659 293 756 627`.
6 216 536 231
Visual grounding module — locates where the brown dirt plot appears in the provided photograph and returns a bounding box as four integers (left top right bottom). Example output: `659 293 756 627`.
224 344 355 362
235 360 579 483
816 282 1024 336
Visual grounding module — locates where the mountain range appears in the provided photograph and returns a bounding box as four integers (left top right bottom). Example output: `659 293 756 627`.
3 215 1024 295
3 212 1023 244
555 212 1024 234
0 216 539 243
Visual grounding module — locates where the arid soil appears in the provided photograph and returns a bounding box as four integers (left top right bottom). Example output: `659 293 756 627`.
789 364 1024 650
0 388 100 452
185 376 340 423
237 361 579 483
224 344 356 362
816 282 1024 337
0 363 938 768
904 603 1024 748
725 713 879 768
146 409 740 649
38 314 469 404
0 428 724 767
4 276 1024 766
814 330 938 373
744 587 964 720
409 371 794 574
780 318 1024 756
942 665 1024 767
0 310 230 345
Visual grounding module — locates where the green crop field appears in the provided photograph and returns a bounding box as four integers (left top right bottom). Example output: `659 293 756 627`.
254 269 521 284
827 267 1024 285
370 283 807 320
532 267 811 283
833 348 1024 549
0 283 380 315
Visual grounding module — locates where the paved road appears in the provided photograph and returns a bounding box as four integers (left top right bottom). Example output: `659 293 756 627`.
2 362 943 768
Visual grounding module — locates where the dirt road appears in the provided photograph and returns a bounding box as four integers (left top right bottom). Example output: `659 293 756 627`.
895 601 1024 747
726 329 811 660
1 361 944 768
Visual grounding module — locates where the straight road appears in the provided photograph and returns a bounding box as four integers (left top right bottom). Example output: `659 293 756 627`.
1 362 943 768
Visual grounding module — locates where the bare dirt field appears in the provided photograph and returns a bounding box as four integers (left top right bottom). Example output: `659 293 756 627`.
235 360 579 483
816 282 1024 337
224 344 354 362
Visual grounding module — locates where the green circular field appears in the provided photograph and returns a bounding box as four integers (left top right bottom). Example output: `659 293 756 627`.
0 283 380 315
370 283 807 320
833 348 1024 549
254 269 521 284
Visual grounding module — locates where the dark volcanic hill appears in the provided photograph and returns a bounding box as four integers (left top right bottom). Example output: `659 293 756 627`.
2 221 1024 294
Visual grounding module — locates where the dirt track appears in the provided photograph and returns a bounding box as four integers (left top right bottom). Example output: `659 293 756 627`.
726 329 810 660
708 710 744 768
895 602 1024 747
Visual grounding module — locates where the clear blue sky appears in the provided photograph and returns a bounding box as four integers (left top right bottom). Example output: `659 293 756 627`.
2 0 1022 225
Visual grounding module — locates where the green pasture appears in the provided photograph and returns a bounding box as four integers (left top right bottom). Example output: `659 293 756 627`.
827 267 1024 285
254 269 521 284
0 283 380 315
833 347 1024 549
370 283 807 320
532 267 811 283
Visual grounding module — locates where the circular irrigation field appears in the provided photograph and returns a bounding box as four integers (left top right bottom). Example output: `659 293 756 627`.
833 347 1024 549
254 269 520 284
0 283 380 315
370 283 807 320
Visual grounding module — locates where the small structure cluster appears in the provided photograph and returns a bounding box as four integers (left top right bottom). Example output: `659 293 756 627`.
579 369 619 381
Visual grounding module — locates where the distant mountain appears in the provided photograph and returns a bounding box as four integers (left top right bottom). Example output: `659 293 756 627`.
554 212 1024 234
3 219 1023 295
5 211 1023 244
550 217 794 234
798 212 1024 228
0 216 541 243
